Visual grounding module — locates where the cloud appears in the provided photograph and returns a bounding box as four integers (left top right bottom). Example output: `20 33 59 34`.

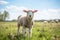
1 5 60 20
6 5 28 12
4 5 28 20
34 9 60 20
0 1 8 4
48 9 60 13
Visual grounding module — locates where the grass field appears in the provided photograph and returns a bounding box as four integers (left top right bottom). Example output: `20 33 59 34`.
0 22 60 40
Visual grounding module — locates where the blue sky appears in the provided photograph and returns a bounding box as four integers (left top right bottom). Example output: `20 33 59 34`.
0 0 60 20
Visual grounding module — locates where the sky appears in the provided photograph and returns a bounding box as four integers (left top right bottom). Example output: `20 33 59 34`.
0 0 60 20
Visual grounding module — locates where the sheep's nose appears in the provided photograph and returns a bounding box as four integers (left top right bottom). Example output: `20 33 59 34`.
29 15 31 17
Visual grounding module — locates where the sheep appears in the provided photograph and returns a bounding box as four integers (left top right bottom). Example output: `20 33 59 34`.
17 10 38 37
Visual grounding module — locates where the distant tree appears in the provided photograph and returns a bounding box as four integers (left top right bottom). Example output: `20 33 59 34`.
3 10 9 21
0 10 9 21
0 12 3 21
12 19 17 22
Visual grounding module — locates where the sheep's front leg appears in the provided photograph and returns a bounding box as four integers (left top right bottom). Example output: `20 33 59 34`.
29 26 33 37
22 27 26 37
17 24 20 36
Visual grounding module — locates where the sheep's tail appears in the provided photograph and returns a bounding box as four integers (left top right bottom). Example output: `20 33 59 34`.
18 15 21 20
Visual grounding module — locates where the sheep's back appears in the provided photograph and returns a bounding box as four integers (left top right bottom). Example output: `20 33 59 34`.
18 16 27 26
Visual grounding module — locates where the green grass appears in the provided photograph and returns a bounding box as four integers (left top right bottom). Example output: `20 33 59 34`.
0 22 60 40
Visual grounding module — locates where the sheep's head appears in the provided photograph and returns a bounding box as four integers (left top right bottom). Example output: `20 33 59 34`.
23 10 38 19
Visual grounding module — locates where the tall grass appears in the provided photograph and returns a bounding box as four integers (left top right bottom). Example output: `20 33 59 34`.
0 22 60 40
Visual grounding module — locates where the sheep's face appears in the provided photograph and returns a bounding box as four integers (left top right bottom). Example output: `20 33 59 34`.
23 10 37 19
27 10 34 19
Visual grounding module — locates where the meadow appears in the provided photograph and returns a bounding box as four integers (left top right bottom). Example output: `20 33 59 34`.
0 22 60 40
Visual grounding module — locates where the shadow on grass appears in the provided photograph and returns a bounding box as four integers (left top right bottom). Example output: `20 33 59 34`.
15 34 26 40
2 33 26 40
6 33 31 40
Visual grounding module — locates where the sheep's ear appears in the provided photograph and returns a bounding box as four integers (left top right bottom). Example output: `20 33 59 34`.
33 10 38 13
23 10 28 12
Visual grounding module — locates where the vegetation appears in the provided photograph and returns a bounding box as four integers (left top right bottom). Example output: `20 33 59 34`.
0 10 9 21
0 22 60 40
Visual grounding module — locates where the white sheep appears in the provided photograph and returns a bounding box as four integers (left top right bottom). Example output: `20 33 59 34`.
17 10 38 37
